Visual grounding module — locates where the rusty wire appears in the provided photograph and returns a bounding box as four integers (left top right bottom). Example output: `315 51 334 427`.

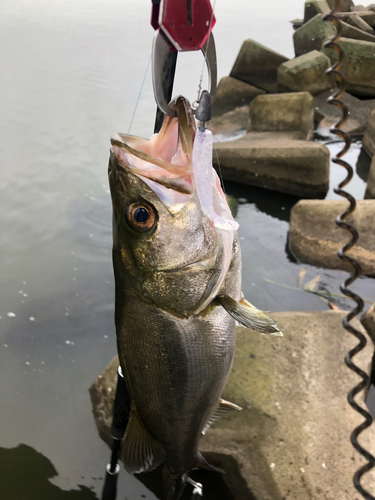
323 1 375 498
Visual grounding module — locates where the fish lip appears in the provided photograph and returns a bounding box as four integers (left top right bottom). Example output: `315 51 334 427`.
158 245 220 272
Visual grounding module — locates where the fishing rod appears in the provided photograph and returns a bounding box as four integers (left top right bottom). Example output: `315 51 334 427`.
101 367 130 500
101 2 217 499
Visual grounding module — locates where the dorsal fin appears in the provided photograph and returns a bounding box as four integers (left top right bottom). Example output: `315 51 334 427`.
122 407 165 473
202 398 242 435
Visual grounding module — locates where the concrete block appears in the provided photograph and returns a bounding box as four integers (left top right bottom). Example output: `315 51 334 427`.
304 0 330 22
230 39 289 93
90 313 374 500
365 158 375 199
363 109 375 157
277 50 333 95
336 11 375 27
346 13 375 34
210 106 249 138
293 14 336 57
289 199 375 276
351 5 367 12
361 304 375 343
341 19 375 42
314 89 375 136
326 0 353 11
322 38 375 98
212 76 265 117
248 92 314 140
213 132 330 198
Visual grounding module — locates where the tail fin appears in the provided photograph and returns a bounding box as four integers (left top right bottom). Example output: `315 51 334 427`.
162 466 186 500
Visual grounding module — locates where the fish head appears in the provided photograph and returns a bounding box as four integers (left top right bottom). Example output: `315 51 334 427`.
109 96 235 318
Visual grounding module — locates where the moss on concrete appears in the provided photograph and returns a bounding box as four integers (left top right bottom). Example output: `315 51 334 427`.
277 51 333 95
322 38 375 97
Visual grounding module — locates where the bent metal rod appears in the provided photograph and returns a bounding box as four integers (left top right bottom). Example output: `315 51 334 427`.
324 1 375 498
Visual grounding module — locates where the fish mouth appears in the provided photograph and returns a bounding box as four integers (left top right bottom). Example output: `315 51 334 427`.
110 96 196 197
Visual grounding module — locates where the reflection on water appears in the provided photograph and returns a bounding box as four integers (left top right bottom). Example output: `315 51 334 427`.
0 444 98 499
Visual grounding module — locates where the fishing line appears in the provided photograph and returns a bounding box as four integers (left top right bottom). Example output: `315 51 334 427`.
123 54 152 207
194 0 226 197
125 54 152 146
120 51 161 347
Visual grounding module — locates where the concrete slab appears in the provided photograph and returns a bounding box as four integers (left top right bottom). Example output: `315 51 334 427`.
293 14 336 57
289 199 375 276
248 92 314 140
90 312 375 500
277 50 333 95
212 76 265 117
314 89 375 136
210 106 249 138
363 109 375 157
304 0 331 23
346 13 375 34
362 304 375 344
336 11 375 27
230 39 288 93
213 133 329 198
341 19 375 42
365 158 375 199
322 38 375 98
327 0 353 11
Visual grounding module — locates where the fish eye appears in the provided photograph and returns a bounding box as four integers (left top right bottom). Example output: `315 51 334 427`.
127 203 156 232
134 207 149 223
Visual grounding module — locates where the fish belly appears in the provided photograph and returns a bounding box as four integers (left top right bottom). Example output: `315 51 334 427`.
116 291 236 473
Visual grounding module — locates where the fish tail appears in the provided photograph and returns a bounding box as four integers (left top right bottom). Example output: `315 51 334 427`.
162 466 185 500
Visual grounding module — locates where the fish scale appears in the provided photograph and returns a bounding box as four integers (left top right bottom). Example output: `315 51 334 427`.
115 288 236 472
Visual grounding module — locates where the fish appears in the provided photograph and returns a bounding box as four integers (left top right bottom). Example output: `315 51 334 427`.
108 96 282 499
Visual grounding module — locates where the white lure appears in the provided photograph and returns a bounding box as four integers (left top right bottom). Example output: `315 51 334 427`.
192 128 239 231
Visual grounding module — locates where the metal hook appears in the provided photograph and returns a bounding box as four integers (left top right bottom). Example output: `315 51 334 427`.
151 30 217 117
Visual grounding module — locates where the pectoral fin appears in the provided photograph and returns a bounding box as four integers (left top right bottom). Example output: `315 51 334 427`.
218 295 283 336
202 398 242 435
122 406 165 473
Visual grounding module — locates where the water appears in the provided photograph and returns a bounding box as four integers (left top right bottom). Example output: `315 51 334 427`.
0 1 374 499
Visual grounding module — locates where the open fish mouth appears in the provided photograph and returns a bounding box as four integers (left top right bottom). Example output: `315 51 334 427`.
110 96 196 199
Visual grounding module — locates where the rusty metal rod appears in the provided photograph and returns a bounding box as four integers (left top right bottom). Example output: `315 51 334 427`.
324 1 375 498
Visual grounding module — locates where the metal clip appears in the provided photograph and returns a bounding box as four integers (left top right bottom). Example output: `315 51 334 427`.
186 476 203 497
151 30 217 117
